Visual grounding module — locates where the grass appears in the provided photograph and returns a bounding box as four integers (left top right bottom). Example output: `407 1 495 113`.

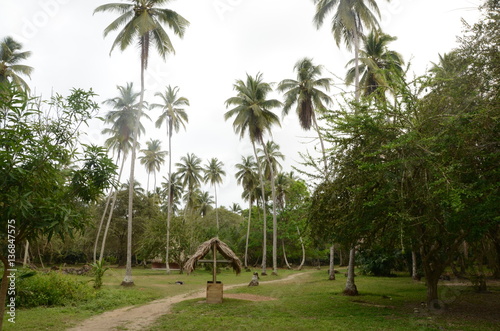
2 266 499 331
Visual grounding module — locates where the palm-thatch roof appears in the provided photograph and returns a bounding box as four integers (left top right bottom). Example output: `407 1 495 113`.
184 237 242 275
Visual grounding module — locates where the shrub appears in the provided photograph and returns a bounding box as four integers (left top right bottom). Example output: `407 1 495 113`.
16 271 94 308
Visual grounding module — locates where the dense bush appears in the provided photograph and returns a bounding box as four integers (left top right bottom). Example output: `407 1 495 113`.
16 271 94 308
357 248 402 277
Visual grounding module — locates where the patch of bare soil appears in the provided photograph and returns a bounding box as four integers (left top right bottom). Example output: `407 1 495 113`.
67 271 309 331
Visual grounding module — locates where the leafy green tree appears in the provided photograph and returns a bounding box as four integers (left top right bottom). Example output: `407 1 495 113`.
195 190 214 218
0 36 33 91
0 84 116 327
152 85 189 274
203 158 226 233
313 0 388 295
224 73 282 275
139 139 167 192
95 0 189 286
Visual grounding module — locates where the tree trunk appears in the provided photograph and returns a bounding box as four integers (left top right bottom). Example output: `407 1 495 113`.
94 187 113 262
282 240 291 269
100 156 126 263
244 199 252 270
297 226 306 271
261 144 279 276
412 250 419 281
23 240 29 267
166 119 173 275
312 115 328 178
354 30 361 102
343 248 358 296
214 184 219 235
329 244 335 280
252 141 267 276
37 244 45 269
122 38 147 287
0 254 11 330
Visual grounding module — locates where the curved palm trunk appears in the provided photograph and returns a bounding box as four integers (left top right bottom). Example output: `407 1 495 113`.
297 226 306 271
354 31 361 103
244 199 252 269
252 141 267 275
262 143 279 276
99 156 126 263
165 120 173 274
282 240 292 269
312 115 328 178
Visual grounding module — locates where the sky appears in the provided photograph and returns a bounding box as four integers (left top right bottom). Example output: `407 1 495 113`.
1 0 482 208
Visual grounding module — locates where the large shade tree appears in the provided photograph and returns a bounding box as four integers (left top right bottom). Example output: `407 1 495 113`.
313 0 387 296
152 85 189 274
224 73 282 275
94 0 189 286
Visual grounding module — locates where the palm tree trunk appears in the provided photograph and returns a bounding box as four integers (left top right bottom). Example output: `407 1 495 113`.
282 240 291 269
354 30 361 102
297 226 306 271
214 184 219 235
343 247 358 295
262 142 279 276
23 240 29 267
252 141 267 275
244 199 252 269
94 188 113 262
412 250 419 280
100 156 126 263
122 39 147 287
329 244 336 280
312 115 328 178
165 122 173 275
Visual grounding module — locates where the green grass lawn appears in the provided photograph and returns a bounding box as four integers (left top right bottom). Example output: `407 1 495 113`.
3 267 499 331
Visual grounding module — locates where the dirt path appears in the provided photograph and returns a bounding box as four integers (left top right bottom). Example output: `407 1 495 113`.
67 271 311 331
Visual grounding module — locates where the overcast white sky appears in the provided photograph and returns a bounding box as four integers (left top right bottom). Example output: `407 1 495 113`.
1 0 481 208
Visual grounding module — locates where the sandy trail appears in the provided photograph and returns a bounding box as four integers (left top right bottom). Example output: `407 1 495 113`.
67 271 310 331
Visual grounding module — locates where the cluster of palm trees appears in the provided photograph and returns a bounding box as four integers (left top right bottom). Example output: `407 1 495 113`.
2 0 405 291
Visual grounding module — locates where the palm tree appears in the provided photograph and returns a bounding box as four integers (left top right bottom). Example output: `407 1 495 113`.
313 0 386 296
95 0 189 286
277 57 332 177
235 155 258 269
195 190 214 218
161 172 183 216
345 30 404 99
229 203 242 214
258 140 284 275
224 73 282 275
95 83 146 264
313 0 382 102
203 158 226 234
176 153 203 215
0 36 33 91
152 85 189 274
139 139 167 192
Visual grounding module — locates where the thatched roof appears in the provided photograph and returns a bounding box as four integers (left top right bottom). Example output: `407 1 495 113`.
184 237 242 275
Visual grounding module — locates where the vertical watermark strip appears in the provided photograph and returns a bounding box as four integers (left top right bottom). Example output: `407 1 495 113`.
6 219 16 324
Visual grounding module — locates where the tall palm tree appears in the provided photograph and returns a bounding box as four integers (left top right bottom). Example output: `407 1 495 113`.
278 57 332 177
313 0 382 102
95 0 189 286
95 83 147 264
224 73 282 275
345 30 404 99
229 202 242 214
139 139 167 192
152 85 189 274
176 153 203 215
0 36 33 91
235 155 258 269
313 0 386 296
203 158 226 234
258 140 284 275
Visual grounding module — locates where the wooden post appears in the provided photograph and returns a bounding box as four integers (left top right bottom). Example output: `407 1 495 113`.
212 243 217 283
